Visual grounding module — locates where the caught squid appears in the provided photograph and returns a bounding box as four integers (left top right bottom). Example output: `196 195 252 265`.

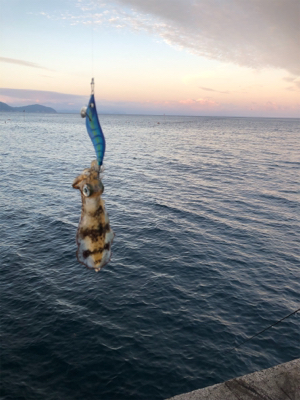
73 79 114 271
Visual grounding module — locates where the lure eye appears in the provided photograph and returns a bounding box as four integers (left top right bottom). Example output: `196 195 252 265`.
82 184 93 197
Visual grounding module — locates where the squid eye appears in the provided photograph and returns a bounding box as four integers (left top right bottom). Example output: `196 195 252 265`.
82 184 93 197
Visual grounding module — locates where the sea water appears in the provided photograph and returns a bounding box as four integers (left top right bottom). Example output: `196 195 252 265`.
0 113 299 399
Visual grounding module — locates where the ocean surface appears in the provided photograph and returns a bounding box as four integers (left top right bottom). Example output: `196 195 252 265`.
0 112 299 400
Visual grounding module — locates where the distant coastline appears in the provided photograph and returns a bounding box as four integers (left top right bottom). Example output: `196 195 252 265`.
0 101 57 114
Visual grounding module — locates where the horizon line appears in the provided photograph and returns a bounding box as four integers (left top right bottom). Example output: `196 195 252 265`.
0 110 299 120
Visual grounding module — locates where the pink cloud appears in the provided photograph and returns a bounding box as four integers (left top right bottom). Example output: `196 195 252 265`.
179 98 219 107
1 88 299 117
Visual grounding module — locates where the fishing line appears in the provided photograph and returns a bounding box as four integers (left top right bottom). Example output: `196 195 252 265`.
224 307 300 355
91 6 94 78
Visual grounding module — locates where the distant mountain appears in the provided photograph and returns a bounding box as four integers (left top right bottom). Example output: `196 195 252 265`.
0 101 57 114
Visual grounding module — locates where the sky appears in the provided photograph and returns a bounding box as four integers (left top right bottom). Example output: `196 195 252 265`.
0 0 299 117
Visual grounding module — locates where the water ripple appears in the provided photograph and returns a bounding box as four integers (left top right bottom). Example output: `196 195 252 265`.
0 114 299 400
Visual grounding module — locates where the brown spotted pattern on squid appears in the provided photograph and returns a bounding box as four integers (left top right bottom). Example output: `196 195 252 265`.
73 160 114 271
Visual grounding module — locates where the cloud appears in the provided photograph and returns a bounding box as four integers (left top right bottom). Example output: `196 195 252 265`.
0 88 87 112
110 0 300 75
283 76 300 91
68 0 300 75
1 88 299 117
199 87 229 94
0 57 52 70
179 98 219 107
41 1 299 75
0 88 219 114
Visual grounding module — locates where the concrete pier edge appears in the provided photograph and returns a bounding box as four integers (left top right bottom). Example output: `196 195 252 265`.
167 358 300 400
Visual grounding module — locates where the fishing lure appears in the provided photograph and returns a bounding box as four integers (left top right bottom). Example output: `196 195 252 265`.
73 79 114 271
81 78 105 167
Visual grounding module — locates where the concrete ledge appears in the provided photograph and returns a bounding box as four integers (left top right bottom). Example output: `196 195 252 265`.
167 358 300 400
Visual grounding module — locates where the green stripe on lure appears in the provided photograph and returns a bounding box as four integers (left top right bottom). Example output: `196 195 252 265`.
81 78 106 167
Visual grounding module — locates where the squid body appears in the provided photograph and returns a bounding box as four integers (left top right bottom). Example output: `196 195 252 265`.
73 160 114 271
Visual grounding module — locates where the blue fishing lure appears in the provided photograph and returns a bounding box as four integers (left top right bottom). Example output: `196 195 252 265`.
82 79 106 167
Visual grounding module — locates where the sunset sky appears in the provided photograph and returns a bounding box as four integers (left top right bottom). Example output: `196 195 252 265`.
0 0 299 117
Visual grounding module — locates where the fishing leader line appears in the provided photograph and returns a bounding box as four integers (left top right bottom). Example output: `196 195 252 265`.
91 6 94 78
223 306 300 355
